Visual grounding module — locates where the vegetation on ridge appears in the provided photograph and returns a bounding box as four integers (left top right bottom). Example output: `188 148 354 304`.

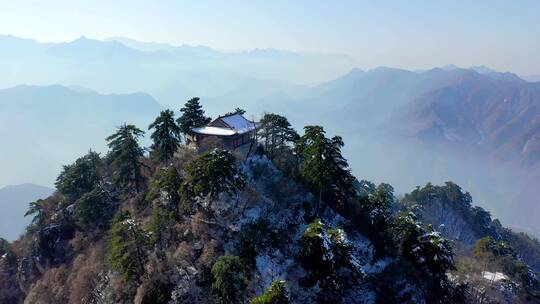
1 97 539 303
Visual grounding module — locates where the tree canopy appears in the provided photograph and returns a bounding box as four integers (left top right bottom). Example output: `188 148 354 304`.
108 211 150 281
211 255 246 304
234 107 246 115
73 186 114 231
186 149 246 200
176 97 211 137
394 211 458 302
295 125 356 213
298 220 355 302
55 150 101 201
251 280 290 304
24 199 46 228
149 109 182 163
258 113 299 160
106 124 146 193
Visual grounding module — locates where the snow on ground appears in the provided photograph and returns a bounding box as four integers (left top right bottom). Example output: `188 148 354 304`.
482 271 508 282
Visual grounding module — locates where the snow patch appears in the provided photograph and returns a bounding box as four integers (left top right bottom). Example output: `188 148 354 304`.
482 271 508 282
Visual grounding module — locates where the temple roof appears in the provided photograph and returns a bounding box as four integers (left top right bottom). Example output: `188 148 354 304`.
192 113 258 136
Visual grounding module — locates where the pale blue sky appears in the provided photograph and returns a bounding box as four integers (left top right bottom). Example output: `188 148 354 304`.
1 0 539 75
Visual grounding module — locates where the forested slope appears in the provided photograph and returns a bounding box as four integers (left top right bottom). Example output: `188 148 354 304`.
1 100 538 303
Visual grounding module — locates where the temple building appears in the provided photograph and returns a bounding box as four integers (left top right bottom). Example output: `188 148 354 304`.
191 113 259 150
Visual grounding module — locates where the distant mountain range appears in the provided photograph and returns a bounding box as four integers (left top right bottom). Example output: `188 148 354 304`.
0 35 356 106
525 74 540 83
0 183 53 241
407 70 540 166
0 85 163 187
234 66 540 236
1 34 539 236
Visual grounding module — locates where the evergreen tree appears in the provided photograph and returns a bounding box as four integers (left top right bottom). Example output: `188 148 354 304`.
106 124 146 193
55 150 101 201
178 182 195 215
24 199 46 228
295 126 355 213
211 255 246 304
234 107 246 115
358 182 396 253
176 97 211 137
147 166 183 246
73 186 114 231
298 220 355 302
148 109 182 163
473 236 539 292
0 238 8 256
251 280 290 304
149 205 176 247
108 211 150 281
146 166 182 208
186 149 246 200
258 113 299 160
394 212 457 302
394 212 455 275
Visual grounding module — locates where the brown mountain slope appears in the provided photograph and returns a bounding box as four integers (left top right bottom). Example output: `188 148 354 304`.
407 71 540 166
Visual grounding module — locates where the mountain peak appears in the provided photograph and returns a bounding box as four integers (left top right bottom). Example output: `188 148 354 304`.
469 65 497 74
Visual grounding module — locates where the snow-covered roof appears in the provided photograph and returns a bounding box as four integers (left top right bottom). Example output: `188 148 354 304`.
191 126 237 136
192 113 258 136
220 114 257 134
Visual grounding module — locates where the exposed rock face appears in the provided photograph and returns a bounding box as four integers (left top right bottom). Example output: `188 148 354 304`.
400 182 493 248
5 153 538 303
17 255 41 293
410 197 484 248
0 252 24 304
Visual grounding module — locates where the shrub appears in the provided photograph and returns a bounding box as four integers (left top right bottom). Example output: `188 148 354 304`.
146 166 182 208
186 149 246 200
237 218 274 268
211 255 246 304
297 220 354 301
251 280 290 304
74 186 114 231
55 150 101 201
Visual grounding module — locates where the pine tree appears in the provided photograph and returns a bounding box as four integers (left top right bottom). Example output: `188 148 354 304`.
298 220 354 302
149 109 181 163
106 124 146 193
146 166 182 207
258 113 299 160
108 211 150 281
251 280 290 304
160 166 182 207
359 182 396 253
73 186 113 231
55 150 101 201
211 255 246 304
295 126 355 214
394 212 457 302
176 97 211 137
24 199 46 228
147 166 183 246
234 107 246 115
186 149 246 200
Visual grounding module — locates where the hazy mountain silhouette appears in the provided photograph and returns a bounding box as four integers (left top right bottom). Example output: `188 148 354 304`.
0 35 357 106
221 66 540 236
0 85 163 187
406 71 540 166
1 35 539 235
0 183 53 241
525 74 540 83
